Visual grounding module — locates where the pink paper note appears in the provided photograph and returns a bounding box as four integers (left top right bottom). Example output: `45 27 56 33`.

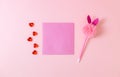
42 23 74 55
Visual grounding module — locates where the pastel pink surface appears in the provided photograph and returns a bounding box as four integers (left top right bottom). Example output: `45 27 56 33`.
43 23 74 55
0 0 120 77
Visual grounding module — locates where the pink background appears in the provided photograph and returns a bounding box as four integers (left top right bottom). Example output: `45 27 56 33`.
0 0 120 77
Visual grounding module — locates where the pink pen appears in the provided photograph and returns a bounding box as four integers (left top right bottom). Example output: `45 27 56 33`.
78 15 99 62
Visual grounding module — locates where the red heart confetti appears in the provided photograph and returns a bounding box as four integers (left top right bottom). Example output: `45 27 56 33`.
33 43 39 48
27 37 33 42
33 31 38 36
32 50 38 55
29 22 34 27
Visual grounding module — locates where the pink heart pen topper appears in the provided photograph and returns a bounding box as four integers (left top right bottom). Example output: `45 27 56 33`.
78 15 99 62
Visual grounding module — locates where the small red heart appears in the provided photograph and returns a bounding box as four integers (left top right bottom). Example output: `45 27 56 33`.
27 37 33 42
29 22 34 27
33 31 38 36
32 50 38 55
33 43 39 48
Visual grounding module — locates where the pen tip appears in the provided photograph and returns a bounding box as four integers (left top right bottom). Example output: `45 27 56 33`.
77 58 80 63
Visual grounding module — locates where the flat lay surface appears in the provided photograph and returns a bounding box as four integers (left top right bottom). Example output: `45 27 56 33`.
0 0 120 77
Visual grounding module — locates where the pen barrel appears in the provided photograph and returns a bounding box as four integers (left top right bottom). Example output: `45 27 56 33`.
79 36 89 60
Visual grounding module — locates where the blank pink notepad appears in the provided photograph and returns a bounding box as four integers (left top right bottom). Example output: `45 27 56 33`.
43 23 74 55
